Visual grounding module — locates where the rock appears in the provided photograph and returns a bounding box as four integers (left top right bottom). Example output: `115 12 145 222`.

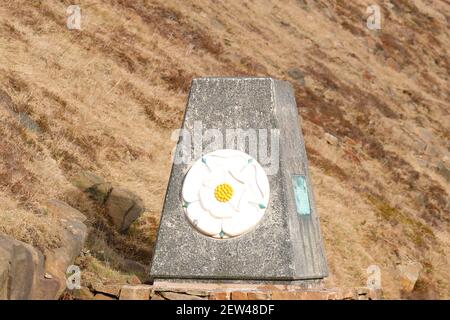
119 285 151 300
287 68 305 86
150 293 166 300
397 262 423 293
159 291 205 300
339 288 357 300
209 292 229 300
356 287 371 300
304 291 337 300
356 287 370 295
94 293 116 300
0 89 41 133
126 275 142 285
72 172 145 232
0 235 59 299
46 199 87 223
73 286 95 300
231 292 248 300
325 291 338 300
272 290 346 300
43 200 88 298
0 249 10 299
367 288 383 300
0 235 41 299
72 171 112 204
153 286 382 301
182 289 208 297
247 292 271 300
271 291 301 300
105 188 145 232
90 283 121 298
324 132 338 145
16 112 42 133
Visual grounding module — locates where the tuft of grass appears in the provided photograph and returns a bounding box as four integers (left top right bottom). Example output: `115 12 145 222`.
161 68 194 93
240 56 268 75
0 209 62 252
306 146 349 182
76 255 132 286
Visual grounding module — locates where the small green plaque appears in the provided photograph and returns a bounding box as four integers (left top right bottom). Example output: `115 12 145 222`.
292 175 311 215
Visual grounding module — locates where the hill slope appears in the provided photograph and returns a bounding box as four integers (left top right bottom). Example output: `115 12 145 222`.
0 0 448 298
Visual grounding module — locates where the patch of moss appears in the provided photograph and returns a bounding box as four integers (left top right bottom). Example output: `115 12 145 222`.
367 194 400 222
367 194 436 248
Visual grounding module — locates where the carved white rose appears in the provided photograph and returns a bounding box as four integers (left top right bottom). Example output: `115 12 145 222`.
182 149 270 239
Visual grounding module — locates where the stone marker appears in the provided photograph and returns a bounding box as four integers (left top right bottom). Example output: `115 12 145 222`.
150 77 328 282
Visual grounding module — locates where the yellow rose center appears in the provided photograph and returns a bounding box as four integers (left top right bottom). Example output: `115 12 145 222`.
214 183 234 203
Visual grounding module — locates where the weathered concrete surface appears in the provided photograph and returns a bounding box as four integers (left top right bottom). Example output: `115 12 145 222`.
150 77 327 281
0 235 60 300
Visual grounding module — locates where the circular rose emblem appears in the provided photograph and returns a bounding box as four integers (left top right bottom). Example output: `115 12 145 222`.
182 149 270 239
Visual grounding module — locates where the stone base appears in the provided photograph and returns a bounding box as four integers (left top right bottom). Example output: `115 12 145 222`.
153 279 323 287
71 282 382 300
152 281 382 300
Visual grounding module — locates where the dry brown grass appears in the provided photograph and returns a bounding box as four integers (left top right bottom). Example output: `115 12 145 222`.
0 0 448 298
0 203 62 252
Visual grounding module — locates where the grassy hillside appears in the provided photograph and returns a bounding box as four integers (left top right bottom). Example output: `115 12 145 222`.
0 0 448 299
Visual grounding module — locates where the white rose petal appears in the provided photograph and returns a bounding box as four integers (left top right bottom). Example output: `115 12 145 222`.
199 187 216 211
186 201 222 236
182 162 209 202
228 182 246 210
222 203 262 237
202 173 225 188
208 201 236 219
